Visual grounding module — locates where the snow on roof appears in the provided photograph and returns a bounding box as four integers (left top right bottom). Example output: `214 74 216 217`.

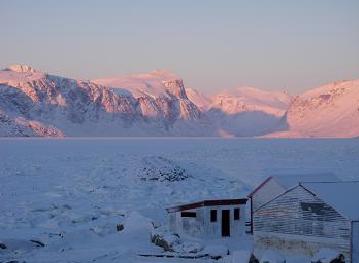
273 173 340 188
248 173 339 197
301 181 359 221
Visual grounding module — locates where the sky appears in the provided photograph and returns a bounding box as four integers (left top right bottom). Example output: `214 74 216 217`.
0 0 358 94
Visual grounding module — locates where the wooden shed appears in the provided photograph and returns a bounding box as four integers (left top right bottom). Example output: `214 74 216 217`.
166 198 247 239
253 181 359 262
248 173 339 233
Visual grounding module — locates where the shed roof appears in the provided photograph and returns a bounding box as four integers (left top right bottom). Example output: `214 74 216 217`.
248 173 339 197
301 181 359 221
166 198 247 213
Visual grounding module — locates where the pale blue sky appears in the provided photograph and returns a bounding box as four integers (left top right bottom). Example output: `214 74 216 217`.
0 0 358 94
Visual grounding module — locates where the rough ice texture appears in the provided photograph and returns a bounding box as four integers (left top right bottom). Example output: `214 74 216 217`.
0 138 358 262
1 65 358 138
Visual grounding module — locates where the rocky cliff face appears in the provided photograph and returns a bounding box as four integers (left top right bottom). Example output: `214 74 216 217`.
0 65 202 137
0 65 358 138
95 70 202 124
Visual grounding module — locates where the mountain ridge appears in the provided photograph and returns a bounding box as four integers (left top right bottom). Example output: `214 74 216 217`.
0 64 358 138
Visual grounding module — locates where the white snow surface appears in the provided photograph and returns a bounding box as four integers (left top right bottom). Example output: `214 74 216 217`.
0 138 358 262
211 86 290 117
272 79 359 138
94 70 180 99
0 64 45 84
185 87 212 111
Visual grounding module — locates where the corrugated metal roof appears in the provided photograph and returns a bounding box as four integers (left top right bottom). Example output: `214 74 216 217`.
248 173 340 197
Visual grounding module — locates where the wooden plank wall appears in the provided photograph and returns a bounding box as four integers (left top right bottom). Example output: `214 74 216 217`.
254 185 351 257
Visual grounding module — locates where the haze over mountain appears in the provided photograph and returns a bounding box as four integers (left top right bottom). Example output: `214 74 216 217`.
0 65 358 138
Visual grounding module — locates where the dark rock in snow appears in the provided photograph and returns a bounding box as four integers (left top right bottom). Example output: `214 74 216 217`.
151 231 180 252
0 242 7 249
139 156 190 182
249 253 260 263
329 254 345 263
30 239 45 248
312 253 345 263
116 224 124 232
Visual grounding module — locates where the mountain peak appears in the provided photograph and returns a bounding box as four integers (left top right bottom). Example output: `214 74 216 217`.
148 69 179 79
162 79 187 98
4 64 39 74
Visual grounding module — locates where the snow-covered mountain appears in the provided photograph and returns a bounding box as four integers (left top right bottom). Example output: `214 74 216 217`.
269 80 359 138
0 66 203 137
205 87 291 137
185 87 212 111
210 86 290 117
0 64 358 137
94 70 201 121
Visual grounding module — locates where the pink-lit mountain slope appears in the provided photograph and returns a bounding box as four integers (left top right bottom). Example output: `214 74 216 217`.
268 80 359 138
0 66 203 136
0 65 358 137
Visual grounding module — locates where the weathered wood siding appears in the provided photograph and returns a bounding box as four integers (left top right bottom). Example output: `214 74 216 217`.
174 208 204 237
202 204 246 238
252 178 286 212
353 221 359 263
254 185 351 258
168 204 246 238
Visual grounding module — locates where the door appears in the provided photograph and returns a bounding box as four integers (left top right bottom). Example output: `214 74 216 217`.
222 210 230 237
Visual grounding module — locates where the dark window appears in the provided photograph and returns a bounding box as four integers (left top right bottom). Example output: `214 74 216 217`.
300 202 338 220
210 210 217 222
234 208 240 220
181 212 196 218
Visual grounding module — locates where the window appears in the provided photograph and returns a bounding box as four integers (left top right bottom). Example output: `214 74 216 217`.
234 208 240 220
181 212 196 218
210 210 217 222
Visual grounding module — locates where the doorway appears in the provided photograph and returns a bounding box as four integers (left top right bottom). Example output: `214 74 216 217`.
221 210 230 237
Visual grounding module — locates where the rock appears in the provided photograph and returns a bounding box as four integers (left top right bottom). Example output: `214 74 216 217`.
30 239 45 248
139 156 190 182
116 224 124 231
172 240 203 254
330 254 345 263
151 231 180 252
0 242 7 249
249 253 260 263
311 249 344 263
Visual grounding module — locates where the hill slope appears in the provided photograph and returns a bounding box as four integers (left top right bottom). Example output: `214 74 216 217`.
269 80 359 138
